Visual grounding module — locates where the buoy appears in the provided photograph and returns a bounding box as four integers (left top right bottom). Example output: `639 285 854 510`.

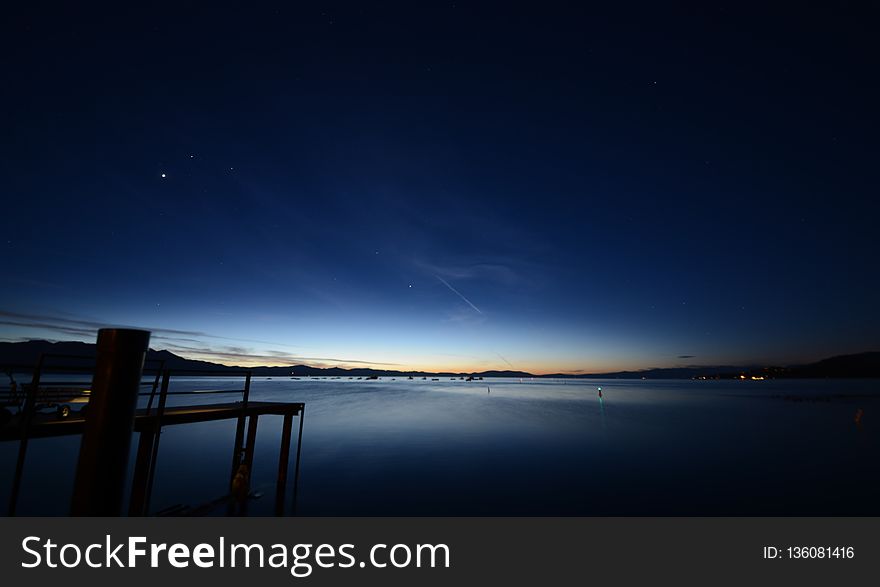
598 386 603 398
855 408 864 425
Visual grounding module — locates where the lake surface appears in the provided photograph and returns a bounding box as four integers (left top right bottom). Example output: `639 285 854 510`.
3 377 880 515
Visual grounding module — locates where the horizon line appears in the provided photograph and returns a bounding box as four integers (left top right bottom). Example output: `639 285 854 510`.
4 338 877 376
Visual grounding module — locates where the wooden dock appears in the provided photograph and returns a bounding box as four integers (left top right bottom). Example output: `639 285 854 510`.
0 401 303 440
2 356 306 517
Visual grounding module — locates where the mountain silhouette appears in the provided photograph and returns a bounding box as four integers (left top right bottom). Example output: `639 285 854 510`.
1 340 878 379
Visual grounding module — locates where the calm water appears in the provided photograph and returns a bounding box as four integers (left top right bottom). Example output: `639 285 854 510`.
3 377 880 515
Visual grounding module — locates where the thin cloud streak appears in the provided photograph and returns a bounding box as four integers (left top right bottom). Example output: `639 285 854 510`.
0 310 300 348
163 344 403 367
435 275 483 315
3 309 399 369
496 352 515 369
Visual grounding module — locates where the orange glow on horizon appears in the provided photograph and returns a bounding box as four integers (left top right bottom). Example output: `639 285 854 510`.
170 347 644 375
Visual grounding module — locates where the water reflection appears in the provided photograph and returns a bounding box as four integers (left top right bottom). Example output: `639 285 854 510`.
2 378 879 515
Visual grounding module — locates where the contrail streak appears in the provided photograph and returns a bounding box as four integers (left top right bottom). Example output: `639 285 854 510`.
433 276 513 372
435 275 483 314
496 352 515 369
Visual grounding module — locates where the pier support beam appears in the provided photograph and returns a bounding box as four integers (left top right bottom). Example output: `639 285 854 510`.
292 406 305 515
275 412 294 515
71 328 150 516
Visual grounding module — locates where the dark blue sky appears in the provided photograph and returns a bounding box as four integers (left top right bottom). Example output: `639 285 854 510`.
2 2 878 372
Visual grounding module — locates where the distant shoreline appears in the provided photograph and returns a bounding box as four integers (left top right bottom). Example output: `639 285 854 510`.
2 340 879 380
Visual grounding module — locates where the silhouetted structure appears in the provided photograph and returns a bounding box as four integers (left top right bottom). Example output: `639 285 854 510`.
2 331 306 517
71 328 150 515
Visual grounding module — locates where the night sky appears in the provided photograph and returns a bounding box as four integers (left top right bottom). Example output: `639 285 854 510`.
2 2 878 373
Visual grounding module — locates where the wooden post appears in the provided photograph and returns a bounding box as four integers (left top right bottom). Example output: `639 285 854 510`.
71 328 150 516
275 413 294 515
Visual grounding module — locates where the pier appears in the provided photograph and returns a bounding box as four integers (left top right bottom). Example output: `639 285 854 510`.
1 329 305 517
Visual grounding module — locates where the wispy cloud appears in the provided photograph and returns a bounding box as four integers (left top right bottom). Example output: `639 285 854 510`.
0 310 296 347
442 305 486 325
162 343 402 367
416 257 522 286
0 318 97 340
3 304 520 371
0 309 403 368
